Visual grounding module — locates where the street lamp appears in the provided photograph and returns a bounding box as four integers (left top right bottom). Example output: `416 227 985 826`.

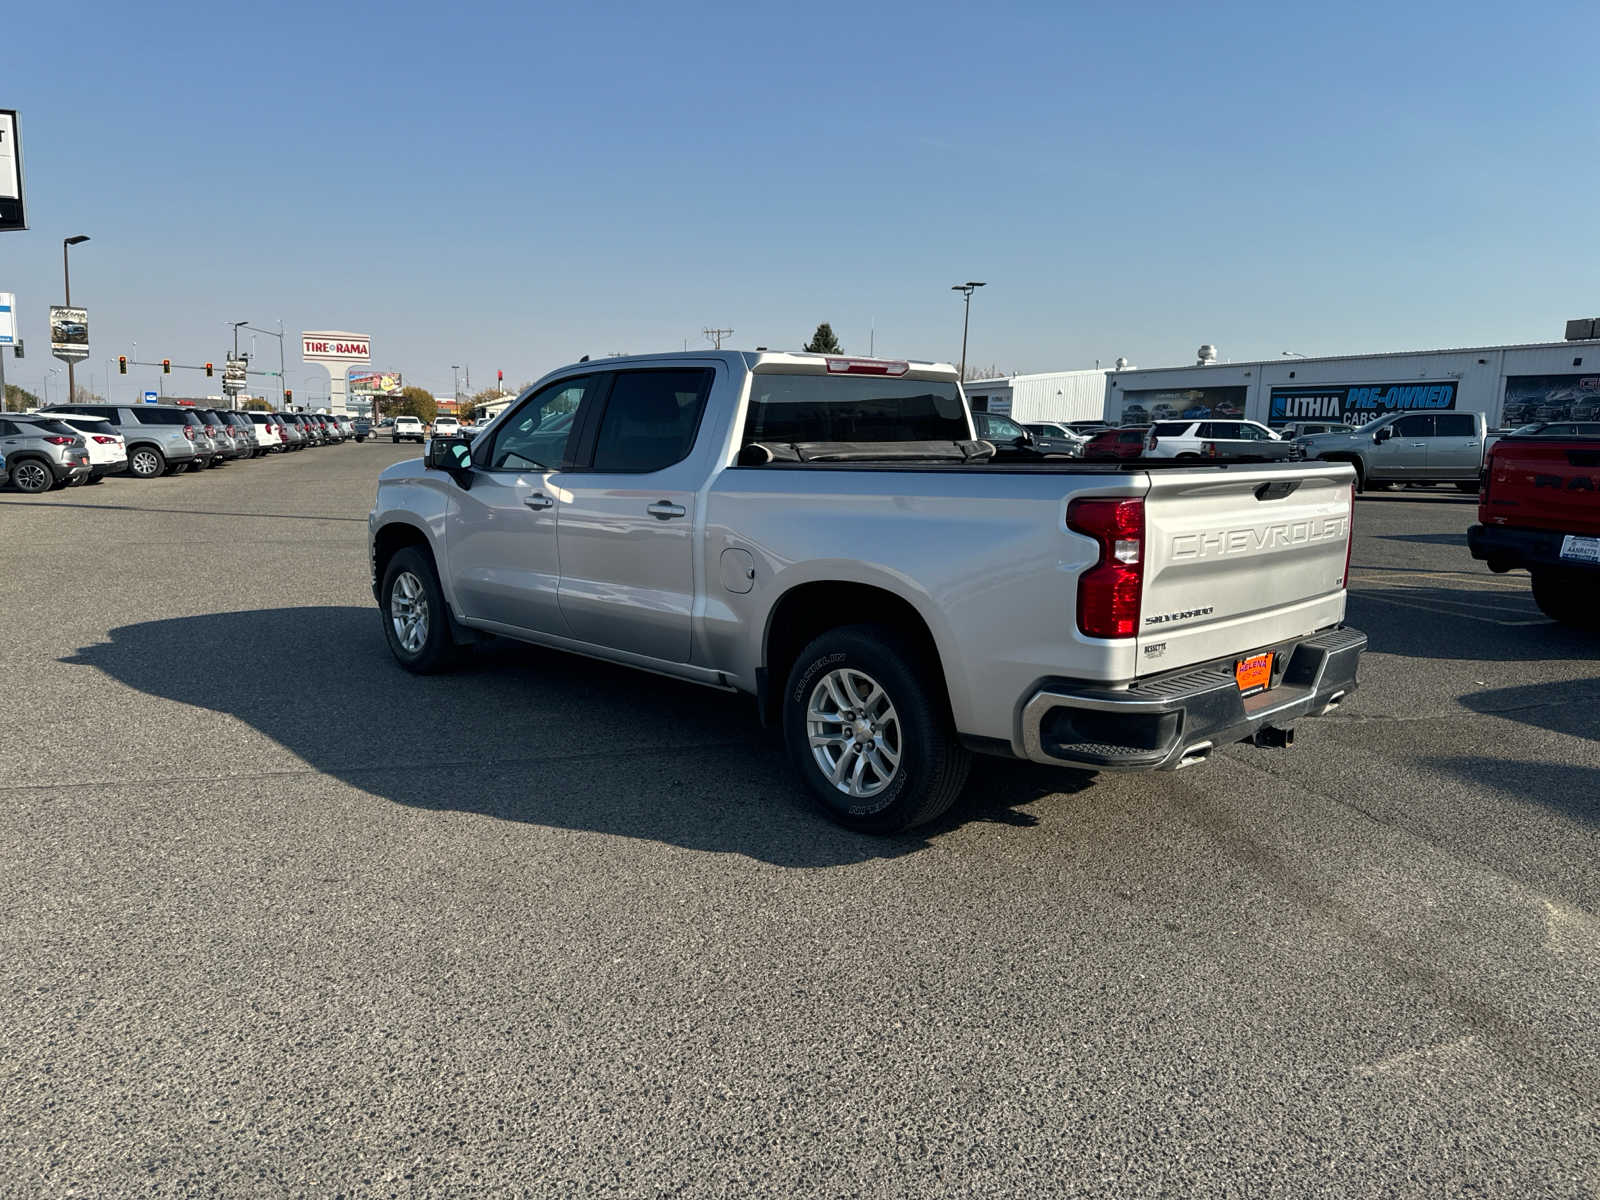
45 366 62 405
241 322 287 409
451 364 461 402
63 235 90 402
231 320 250 359
951 281 986 383
1282 351 1307 358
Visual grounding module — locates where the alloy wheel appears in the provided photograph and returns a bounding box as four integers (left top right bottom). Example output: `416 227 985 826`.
389 571 430 654
807 667 902 800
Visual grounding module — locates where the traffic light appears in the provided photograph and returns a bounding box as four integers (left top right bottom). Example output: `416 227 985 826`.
119 355 127 374
205 362 213 378
162 359 171 374
13 339 22 359
284 389 292 404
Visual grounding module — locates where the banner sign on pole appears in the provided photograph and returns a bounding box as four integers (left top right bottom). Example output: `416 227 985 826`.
0 111 25 233
49 305 89 363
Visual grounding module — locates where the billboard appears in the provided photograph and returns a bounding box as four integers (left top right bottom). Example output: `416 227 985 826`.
0 292 14 345
49 305 89 362
1501 374 1600 424
0 110 23 233
1111 385 1245 425
349 369 402 395
302 331 370 362
1267 381 1457 426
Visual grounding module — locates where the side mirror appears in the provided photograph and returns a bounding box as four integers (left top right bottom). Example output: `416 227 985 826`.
1374 426 1393 443
427 436 474 472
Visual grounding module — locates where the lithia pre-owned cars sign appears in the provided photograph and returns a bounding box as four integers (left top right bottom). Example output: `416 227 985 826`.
1269 381 1457 424
302 332 371 362
0 110 24 233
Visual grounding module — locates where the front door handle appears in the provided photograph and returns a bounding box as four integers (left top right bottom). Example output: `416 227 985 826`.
647 501 687 520
524 492 554 510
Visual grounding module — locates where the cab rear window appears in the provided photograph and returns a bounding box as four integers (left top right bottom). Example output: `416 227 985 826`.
743 373 968 445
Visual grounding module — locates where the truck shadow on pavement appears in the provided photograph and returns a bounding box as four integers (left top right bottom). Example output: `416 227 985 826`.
63 606 1078 866
1345 590 1600 662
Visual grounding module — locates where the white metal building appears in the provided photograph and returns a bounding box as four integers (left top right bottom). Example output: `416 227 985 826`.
964 369 1115 425
1099 336 1600 430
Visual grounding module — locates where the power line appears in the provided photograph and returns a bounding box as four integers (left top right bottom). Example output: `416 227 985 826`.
703 327 733 349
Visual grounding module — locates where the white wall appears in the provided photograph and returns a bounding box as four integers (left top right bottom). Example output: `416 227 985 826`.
965 370 1109 423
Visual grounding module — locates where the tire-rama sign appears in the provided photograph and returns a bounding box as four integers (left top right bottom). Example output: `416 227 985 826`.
1270 381 1457 424
302 333 370 361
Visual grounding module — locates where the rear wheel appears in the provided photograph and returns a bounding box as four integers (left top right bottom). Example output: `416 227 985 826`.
10 458 54 494
1531 569 1599 629
782 624 970 834
380 546 460 673
128 446 166 479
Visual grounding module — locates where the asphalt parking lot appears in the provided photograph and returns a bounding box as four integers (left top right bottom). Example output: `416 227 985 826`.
2 446 1597 1197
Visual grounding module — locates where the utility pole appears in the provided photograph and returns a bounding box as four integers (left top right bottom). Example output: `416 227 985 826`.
703 327 733 349
950 281 986 382
451 364 460 402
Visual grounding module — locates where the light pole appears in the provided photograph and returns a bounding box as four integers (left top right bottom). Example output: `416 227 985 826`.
951 281 986 383
231 320 249 359
241 322 286 408
63 235 90 402
451 364 461 404
46 367 62 405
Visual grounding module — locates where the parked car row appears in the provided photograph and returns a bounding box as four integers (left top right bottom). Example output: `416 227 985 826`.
0 404 363 494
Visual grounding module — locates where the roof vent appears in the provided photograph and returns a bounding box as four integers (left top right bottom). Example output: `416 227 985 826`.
1196 344 1218 366
1565 318 1598 341
1114 356 1130 371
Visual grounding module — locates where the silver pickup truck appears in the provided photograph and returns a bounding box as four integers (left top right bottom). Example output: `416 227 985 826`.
1294 410 1493 492
369 351 1365 833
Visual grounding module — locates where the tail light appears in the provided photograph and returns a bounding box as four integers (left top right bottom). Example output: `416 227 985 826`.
1067 497 1145 639
92 435 117 444
1146 431 1158 451
183 426 195 440
45 435 75 445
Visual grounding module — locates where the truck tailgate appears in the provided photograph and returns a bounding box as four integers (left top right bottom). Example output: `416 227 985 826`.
1482 441 1600 536
1137 463 1355 675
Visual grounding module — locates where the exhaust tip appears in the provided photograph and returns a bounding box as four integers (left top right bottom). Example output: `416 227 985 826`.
1177 741 1213 768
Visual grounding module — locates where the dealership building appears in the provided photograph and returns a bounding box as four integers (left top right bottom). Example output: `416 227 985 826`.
1098 330 1600 430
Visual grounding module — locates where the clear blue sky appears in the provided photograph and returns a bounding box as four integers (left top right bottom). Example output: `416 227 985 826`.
4 0 1596 402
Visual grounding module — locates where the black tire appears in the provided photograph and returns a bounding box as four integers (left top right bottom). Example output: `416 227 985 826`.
166 462 188 476
1455 481 1480 494
392 435 399 443
781 624 971 834
128 445 167 479
380 546 460 673
1531 569 1599 630
9 457 55 494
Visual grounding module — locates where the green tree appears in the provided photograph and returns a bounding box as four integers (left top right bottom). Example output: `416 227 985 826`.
460 387 505 423
4 383 41 412
804 322 843 354
390 385 438 425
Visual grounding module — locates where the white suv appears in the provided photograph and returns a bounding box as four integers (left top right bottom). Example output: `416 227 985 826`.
392 416 425 444
1145 419 1280 459
48 412 128 482
432 416 461 437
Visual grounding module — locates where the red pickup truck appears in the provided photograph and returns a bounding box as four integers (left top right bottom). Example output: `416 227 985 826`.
1469 431 1600 628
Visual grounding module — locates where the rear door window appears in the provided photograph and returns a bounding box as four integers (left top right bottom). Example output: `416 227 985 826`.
743 373 968 446
1435 413 1476 437
1152 422 1190 437
587 369 713 473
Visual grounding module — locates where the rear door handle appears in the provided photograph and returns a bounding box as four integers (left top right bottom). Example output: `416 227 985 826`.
524 492 554 510
647 501 686 520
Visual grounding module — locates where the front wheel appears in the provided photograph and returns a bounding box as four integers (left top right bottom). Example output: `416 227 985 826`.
380 546 460 673
782 624 970 833
1531 569 1599 630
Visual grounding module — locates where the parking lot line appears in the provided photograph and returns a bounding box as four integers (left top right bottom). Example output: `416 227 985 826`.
1353 589 1549 627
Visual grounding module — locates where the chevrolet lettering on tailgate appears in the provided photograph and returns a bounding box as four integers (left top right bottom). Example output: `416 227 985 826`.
1171 515 1348 561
